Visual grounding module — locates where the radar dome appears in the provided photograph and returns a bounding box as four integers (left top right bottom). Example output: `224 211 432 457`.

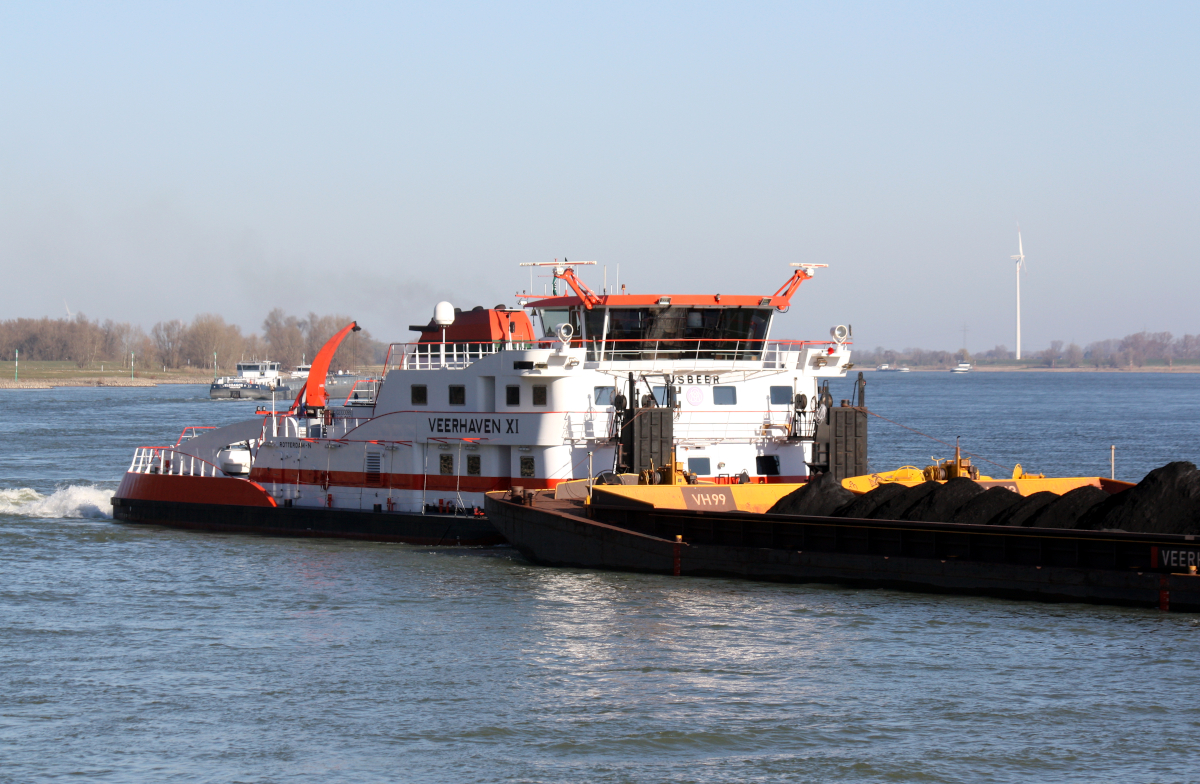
433 301 455 327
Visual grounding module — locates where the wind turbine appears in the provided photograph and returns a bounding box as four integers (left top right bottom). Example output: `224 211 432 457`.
1011 225 1026 360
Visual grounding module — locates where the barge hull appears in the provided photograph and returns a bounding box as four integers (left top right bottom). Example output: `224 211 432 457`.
113 497 504 546
484 495 1200 611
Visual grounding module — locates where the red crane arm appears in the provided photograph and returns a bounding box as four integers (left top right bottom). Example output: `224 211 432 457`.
770 266 821 309
553 267 602 310
292 321 361 412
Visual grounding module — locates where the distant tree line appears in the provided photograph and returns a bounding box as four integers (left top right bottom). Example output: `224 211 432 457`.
0 309 386 372
856 331 1200 369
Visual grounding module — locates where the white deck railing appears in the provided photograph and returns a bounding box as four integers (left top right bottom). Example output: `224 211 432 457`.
128 447 227 477
257 414 369 439
385 342 507 371
384 339 837 372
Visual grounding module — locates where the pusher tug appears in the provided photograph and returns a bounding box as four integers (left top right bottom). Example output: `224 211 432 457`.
112 263 861 543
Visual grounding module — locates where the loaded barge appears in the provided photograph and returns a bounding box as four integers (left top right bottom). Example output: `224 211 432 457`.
484 485 1200 612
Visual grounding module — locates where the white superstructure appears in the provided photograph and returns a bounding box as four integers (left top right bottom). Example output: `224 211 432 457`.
159 265 856 515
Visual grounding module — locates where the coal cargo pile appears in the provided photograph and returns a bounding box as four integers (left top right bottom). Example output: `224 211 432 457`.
835 482 910 519
867 481 941 520
1079 462 1200 535
1031 486 1109 530
901 478 985 523
992 491 1060 527
790 462 1200 533
767 472 855 517
950 486 1024 526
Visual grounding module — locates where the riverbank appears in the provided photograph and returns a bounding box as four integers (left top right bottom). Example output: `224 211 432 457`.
877 365 1200 373
0 360 387 388
0 361 216 388
0 379 164 389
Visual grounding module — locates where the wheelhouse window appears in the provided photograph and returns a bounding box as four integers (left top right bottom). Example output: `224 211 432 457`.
688 457 711 475
411 385 428 406
713 386 737 405
520 456 535 477
602 307 772 361
467 454 481 476
532 385 547 406
770 386 792 405
536 308 579 338
449 385 465 405
439 454 454 475
594 386 615 406
506 385 520 406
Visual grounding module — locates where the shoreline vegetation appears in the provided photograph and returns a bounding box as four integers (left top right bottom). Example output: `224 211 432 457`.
0 359 1196 390
0 310 386 381
859 331 1197 371
0 362 389 390
1 314 1196 385
882 364 1200 373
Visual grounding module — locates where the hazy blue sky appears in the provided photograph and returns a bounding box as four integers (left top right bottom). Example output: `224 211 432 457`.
2 1 1197 352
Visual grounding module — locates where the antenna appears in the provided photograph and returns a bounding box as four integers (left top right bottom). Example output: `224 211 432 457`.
518 261 598 267
518 260 598 299
1010 224 1026 360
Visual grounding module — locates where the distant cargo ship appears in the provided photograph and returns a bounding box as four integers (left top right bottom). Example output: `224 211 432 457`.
209 360 299 400
210 361 375 403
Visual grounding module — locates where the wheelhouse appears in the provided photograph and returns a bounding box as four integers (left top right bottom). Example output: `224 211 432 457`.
235 361 283 378
533 301 775 362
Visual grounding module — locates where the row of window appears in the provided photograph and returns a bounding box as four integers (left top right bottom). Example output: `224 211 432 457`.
386 448 783 478
411 383 796 408
434 453 536 477
593 385 796 406
411 384 548 407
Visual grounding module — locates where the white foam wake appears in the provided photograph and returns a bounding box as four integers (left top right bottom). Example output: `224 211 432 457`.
0 486 114 519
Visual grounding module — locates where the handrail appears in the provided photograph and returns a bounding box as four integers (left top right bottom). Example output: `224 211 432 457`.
386 341 507 371
342 378 380 406
128 446 234 478
384 339 846 371
175 425 216 446
255 411 370 440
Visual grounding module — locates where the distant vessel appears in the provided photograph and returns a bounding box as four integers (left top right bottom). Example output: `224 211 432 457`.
876 364 911 373
209 361 297 400
209 361 376 404
951 362 972 373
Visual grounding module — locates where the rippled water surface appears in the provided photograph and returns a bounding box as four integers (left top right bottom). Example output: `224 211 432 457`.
2 377 1200 783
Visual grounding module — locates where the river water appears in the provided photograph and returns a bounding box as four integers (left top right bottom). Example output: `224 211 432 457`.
2 375 1199 783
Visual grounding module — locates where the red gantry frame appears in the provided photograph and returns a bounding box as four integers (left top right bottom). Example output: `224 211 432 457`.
526 263 828 311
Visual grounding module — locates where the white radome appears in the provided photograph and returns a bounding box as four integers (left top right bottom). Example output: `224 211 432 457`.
433 301 456 327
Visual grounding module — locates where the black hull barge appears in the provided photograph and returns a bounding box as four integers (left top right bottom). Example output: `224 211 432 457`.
484 492 1200 612
113 496 502 545
110 473 503 545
